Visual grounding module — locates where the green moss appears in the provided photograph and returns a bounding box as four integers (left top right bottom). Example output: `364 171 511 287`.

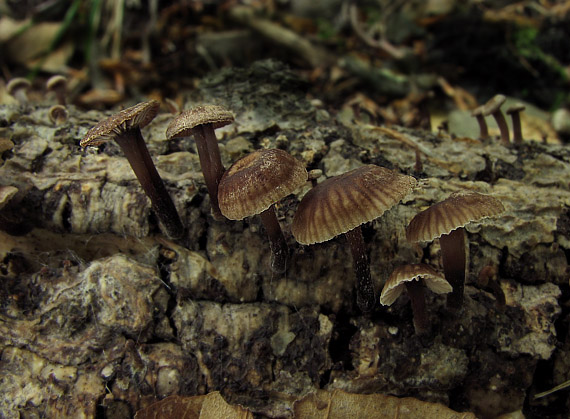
513 26 567 82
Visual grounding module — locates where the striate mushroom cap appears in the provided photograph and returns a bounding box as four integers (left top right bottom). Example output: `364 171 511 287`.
292 165 416 245
166 105 234 139
406 190 505 243
380 263 451 306
80 100 160 147
482 94 506 116
218 148 307 220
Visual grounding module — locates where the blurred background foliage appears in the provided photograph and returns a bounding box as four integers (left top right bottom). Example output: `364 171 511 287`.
0 0 568 115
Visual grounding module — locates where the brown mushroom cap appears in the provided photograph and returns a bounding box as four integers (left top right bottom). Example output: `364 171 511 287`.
380 263 451 306
482 94 506 116
406 190 505 243
506 103 526 114
471 106 485 117
166 105 234 139
48 104 68 125
218 149 307 220
46 75 67 92
80 100 160 147
292 165 416 245
6 77 31 96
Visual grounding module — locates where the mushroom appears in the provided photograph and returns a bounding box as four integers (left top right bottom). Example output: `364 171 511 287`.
46 75 68 106
166 105 234 220
406 190 505 311
48 104 68 125
7 78 31 104
292 165 416 312
218 148 307 273
380 264 452 334
471 106 489 140
81 100 184 240
506 103 526 146
482 94 510 146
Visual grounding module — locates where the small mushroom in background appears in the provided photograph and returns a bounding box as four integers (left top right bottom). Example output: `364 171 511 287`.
48 104 68 125
380 264 452 335
506 103 526 145
406 190 505 312
166 105 234 220
482 94 510 146
292 165 417 313
471 105 489 140
218 148 307 274
46 75 68 106
7 78 31 104
81 100 184 240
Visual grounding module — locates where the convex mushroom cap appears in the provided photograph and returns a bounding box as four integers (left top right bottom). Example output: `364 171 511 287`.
406 190 505 312
166 104 234 220
81 100 159 147
81 100 184 240
166 105 234 139
481 94 506 116
7 77 31 103
46 75 67 105
406 190 505 243
380 264 451 306
292 164 416 312
218 148 307 220
292 165 417 245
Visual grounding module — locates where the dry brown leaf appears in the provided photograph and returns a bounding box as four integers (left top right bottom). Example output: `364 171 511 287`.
293 389 477 419
134 392 253 419
4 21 61 65
134 395 204 419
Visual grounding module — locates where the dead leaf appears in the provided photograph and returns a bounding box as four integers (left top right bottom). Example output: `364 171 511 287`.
293 389 477 419
134 392 253 419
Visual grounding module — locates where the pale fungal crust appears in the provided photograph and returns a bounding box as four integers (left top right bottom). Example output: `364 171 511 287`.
80 100 160 147
0 185 18 210
166 105 234 139
218 148 308 220
380 263 451 306
406 190 505 243
292 165 417 245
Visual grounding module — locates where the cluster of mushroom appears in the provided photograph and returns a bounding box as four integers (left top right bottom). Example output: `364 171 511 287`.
7 75 70 125
81 100 505 326
471 94 526 145
381 190 505 334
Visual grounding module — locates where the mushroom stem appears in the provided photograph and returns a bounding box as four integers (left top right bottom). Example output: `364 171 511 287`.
491 110 510 146
259 205 288 274
440 227 466 311
115 129 184 240
193 124 225 219
474 114 489 140
405 280 429 334
509 112 523 145
345 226 375 312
